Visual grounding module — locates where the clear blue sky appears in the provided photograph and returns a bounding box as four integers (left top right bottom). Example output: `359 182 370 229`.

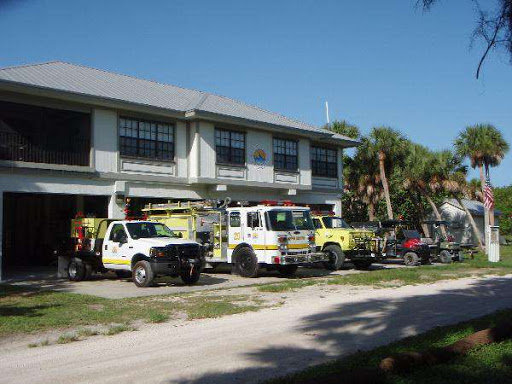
1 0 511 186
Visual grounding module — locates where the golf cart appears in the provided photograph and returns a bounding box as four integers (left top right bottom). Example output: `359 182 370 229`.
421 220 463 263
381 220 432 266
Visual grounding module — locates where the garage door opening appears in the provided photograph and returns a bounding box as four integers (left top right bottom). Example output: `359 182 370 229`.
2 193 108 276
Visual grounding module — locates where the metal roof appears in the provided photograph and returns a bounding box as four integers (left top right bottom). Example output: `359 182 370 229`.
445 198 502 216
0 61 358 145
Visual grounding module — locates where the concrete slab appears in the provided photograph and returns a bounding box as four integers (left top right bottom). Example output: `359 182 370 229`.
5 262 406 299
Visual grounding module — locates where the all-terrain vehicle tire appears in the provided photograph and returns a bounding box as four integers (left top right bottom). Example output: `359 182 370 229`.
403 252 419 266
323 245 345 271
277 265 298 277
439 250 452 264
68 258 86 281
353 260 373 270
181 269 201 284
235 247 260 278
133 260 155 287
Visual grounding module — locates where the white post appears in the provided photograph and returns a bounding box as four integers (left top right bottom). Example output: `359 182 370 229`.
488 226 500 262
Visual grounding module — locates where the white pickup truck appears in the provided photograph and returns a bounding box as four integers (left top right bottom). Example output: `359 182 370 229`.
63 219 204 287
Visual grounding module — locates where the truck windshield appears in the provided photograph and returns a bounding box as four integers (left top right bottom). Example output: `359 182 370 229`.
322 217 352 229
266 210 314 231
126 222 177 239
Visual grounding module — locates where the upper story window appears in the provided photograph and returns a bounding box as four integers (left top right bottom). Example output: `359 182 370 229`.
215 128 245 165
311 146 338 178
273 138 298 172
0 100 90 167
119 117 174 161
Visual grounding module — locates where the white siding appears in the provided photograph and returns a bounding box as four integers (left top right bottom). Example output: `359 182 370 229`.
92 109 118 173
175 121 188 178
198 121 216 179
298 138 311 186
246 130 273 183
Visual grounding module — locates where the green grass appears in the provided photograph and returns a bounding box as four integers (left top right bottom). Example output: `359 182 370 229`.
103 324 136 336
0 285 263 338
147 311 169 323
57 333 79 344
267 308 512 384
257 246 512 293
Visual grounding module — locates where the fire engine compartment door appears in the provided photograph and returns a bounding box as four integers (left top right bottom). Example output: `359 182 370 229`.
228 211 242 249
245 210 265 251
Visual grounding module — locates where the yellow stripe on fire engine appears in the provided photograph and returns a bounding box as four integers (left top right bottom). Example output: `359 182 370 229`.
227 244 309 250
103 259 131 265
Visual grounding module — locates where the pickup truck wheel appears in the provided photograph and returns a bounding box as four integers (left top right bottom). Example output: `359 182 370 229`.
235 247 259 278
353 260 372 270
323 245 345 271
277 265 298 277
439 250 452 264
133 260 155 287
68 258 86 281
403 252 419 266
181 269 201 284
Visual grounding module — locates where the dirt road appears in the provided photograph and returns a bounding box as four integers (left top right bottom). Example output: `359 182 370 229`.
1 275 511 384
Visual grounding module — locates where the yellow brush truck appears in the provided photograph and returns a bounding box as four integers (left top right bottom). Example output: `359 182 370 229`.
312 214 385 270
143 200 326 277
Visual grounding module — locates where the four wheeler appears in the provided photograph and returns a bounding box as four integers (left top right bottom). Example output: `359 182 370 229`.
381 220 432 266
421 220 463 263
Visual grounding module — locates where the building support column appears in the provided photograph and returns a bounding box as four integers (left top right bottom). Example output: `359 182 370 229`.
108 194 125 219
333 199 342 216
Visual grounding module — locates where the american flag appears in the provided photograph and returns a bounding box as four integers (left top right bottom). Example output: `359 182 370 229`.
484 176 494 211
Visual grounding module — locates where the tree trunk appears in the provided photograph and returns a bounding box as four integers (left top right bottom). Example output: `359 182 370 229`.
426 195 448 238
379 151 394 220
415 192 430 238
368 202 375 221
457 198 484 251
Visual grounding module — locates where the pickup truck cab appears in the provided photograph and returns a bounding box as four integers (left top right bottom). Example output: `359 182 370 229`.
66 219 204 287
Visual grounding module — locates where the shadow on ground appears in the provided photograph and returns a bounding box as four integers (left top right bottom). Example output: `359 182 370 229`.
168 277 512 384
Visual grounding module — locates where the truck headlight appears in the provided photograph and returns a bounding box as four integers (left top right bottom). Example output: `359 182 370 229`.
150 247 167 258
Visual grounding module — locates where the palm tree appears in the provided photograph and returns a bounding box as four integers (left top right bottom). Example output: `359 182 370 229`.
402 142 432 237
451 174 485 250
454 124 509 227
369 127 406 220
346 139 383 220
326 120 360 140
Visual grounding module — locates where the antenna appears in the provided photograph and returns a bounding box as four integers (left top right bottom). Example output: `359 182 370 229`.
325 101 330 129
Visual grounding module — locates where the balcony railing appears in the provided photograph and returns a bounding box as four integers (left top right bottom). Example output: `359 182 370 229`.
0 131 90 167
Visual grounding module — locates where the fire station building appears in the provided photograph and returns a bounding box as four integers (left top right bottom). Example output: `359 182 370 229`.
0 61 358 280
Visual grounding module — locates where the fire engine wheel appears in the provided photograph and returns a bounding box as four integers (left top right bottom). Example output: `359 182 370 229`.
323 245 345 271
235 247 260 278
181 269 201 285
133 261 155 287
277 265 298 277
403 252 419 266
439 250 452 264
68 258 86 281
